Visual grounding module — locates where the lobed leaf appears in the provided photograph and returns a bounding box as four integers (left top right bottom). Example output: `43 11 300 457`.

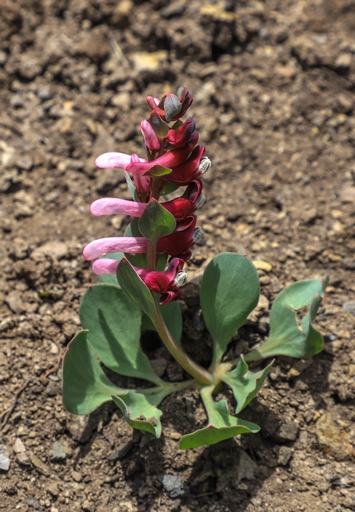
112 392 163 438
245 278 328 362
200 253 260 367
179 386 259 449
222 356 274 414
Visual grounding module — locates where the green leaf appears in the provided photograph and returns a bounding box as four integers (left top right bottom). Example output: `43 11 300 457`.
80 283 161 384
245 278 328 362
138 198 176 241
149 112 169 138
97 252 124 285
222 356 274 414
63 330 124 415
141 300 183 345
179 386 260 449
112 391 163 438
116 258 157 319
144 165 172 177
124 171 139 201
164 94 181 122
160 181 180 196
200 253 260 366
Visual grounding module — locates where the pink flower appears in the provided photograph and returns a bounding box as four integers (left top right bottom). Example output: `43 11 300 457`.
134 257 186 304
140 119 161 151
83 215 199 263
83 237 148 261
166 118 196 148
126 134 198 175
95 152 146 169
90 180 204 222
157 215 197 258
168 146 206 185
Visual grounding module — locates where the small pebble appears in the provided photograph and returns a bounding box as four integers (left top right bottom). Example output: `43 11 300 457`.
49 441 66 462
0 445 10 471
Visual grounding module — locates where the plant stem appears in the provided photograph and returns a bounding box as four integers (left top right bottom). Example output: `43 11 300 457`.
146 240 157 271
151 295 214 386
140 379 194 398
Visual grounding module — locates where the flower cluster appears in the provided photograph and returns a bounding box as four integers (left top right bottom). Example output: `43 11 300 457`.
83 87 210 304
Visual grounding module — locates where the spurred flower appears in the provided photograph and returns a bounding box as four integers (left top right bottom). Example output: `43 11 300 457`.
90 180 204 222
134 257 186 304
86 86 209 305
168 146 206 185
83 215 198 263
95 152 146 169
140 119 161 151
157 215 197 259
166 118 196 148
126 134 199 175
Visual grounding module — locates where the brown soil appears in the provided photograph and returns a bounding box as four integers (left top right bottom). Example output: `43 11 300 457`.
1 0 355 511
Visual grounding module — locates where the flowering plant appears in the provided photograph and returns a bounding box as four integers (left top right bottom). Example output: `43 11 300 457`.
63 87 327 449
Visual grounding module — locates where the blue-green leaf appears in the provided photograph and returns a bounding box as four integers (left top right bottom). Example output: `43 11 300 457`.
179 386 260 449
200 253 260 366
138 198 176 241
116 258 157 319
141 300 182 345
245 278 327 362
222 356 274 414
80 283 161 384
112 392 163 438
63 330 124 415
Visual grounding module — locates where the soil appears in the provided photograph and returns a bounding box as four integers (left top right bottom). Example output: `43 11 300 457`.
1 0 355 511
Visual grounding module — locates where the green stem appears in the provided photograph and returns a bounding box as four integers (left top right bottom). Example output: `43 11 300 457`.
151 295 214 386
139 379 194 398
146 240 157 271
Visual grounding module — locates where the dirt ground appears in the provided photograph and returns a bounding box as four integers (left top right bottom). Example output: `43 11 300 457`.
1 0 355 510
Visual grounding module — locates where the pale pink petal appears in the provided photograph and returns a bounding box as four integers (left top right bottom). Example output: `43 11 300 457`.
95 152 146 169
92 259 120 275
90 198 146 217
83 237 148 260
